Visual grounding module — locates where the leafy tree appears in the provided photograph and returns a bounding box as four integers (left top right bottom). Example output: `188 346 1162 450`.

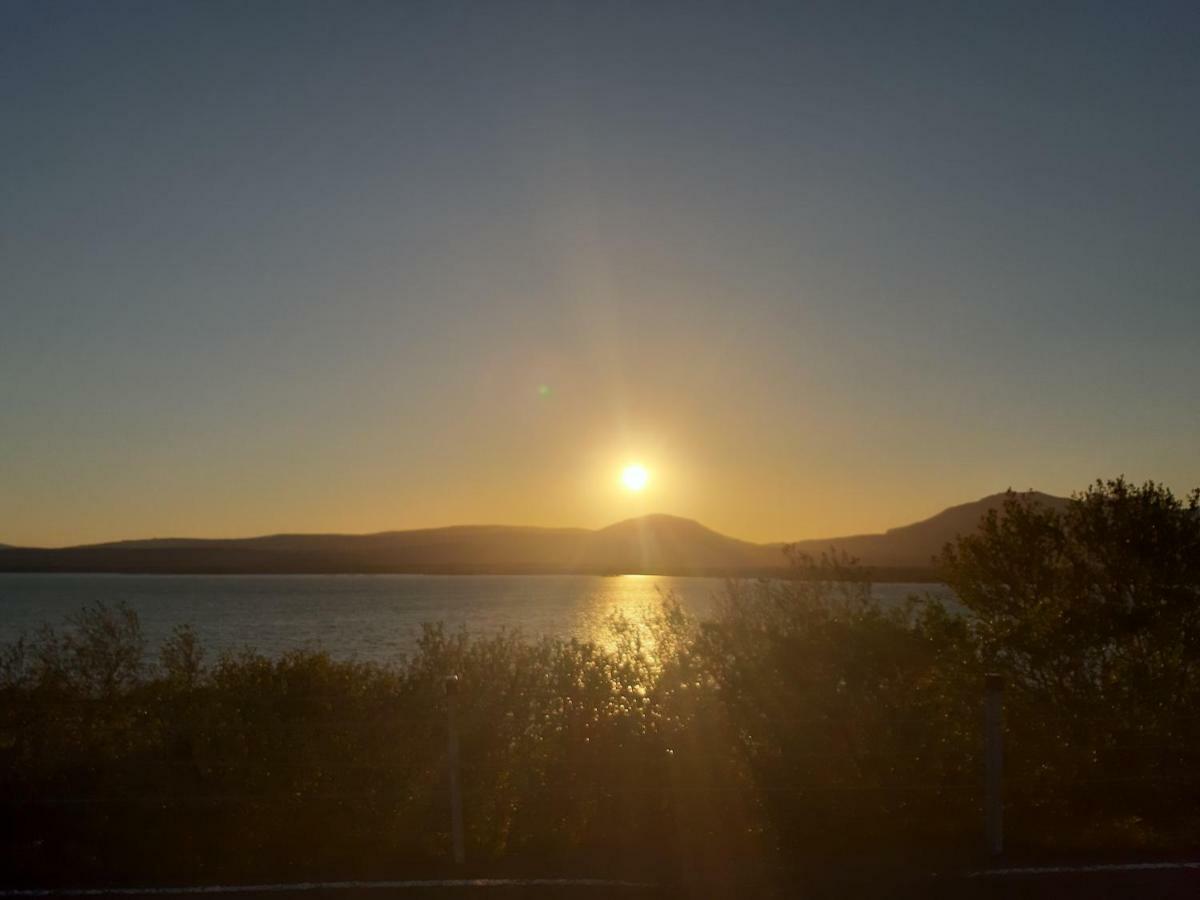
940 478 1200 706
939 478 1200 827
159 624 205 689
693 551 979 849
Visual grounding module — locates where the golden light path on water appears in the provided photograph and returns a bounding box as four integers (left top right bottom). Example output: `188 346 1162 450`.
577 574 674 656
0 573 953 663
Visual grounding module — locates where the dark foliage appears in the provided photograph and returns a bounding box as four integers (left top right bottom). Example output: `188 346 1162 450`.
939 478 1200 845
2 478 1198 887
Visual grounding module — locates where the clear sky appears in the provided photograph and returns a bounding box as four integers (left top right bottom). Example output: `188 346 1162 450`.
2 1 1198 548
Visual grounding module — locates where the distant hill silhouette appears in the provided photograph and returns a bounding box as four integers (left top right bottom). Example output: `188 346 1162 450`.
0 491 1065 577
575 514 780 572
785 491 1068 568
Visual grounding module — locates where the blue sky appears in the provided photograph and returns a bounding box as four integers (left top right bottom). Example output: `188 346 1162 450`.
2 1 1198 546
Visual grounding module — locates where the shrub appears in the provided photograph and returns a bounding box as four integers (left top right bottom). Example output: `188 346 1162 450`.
3 484 1200 886
939 478 1200 837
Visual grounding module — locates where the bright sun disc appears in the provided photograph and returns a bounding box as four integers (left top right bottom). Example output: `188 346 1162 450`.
621 465 649 491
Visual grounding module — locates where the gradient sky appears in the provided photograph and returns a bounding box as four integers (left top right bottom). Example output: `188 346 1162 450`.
3 1 1198 548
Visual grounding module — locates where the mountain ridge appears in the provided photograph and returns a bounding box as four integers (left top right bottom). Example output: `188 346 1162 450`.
0 491 1067 577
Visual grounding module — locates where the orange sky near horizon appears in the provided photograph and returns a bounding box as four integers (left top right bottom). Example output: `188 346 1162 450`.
3 421 1184 550
2 373 1195 549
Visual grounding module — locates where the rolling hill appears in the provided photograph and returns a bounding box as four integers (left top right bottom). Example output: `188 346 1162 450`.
785 491 1067 568
0 491 1065 577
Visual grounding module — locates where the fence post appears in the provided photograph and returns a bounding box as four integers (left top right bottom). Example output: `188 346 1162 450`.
445 674 465 866
984 672 1004 856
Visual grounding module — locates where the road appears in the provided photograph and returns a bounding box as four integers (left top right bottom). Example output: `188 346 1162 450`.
5 863 1200 899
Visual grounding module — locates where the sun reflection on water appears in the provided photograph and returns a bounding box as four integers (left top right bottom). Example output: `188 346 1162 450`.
581 574 682 660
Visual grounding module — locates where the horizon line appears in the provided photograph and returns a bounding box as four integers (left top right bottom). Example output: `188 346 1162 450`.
0 489 1056 551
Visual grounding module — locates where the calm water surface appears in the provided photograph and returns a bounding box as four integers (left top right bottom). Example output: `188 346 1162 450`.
0 574 955 663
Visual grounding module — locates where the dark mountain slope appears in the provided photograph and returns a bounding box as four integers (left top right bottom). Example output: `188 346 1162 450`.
0 492 1066 575
786 491 1068 567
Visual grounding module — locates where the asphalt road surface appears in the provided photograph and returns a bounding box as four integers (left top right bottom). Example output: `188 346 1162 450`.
5 863 1200 899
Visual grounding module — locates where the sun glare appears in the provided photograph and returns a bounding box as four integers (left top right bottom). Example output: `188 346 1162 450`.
621 465 649 491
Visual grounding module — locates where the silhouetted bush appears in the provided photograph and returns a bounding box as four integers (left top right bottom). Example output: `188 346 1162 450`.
2 479 1198 886
940 477 1200 845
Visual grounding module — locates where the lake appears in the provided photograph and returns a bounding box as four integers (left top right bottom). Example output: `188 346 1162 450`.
0 573 956 663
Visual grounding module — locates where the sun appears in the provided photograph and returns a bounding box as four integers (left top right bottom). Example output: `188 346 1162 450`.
621 464 649 491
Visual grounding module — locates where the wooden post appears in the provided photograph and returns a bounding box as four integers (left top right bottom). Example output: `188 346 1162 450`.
984 673 1004 856
445 674 465 865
